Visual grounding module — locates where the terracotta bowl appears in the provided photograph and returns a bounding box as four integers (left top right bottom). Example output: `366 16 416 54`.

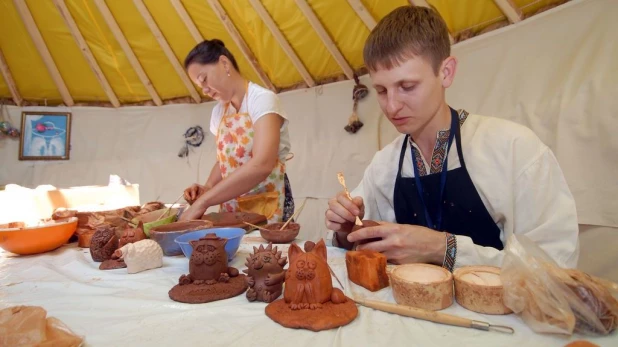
131 208 179 237
0 217 78 255
201 212 267 233
259 222 300 243
150 220 214 256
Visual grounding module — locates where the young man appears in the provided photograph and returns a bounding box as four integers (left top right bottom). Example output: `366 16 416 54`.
325 6 579 271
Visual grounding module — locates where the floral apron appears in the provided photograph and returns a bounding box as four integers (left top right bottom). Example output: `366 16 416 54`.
216 85 291 223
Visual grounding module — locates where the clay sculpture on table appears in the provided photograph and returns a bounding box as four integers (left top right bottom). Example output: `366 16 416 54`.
89 225 118 262
243 243 287 303
346 249 390 292
110 239 163 274
169 234 248 303
265 239 358 331
100 222 147 270
118 222 147 248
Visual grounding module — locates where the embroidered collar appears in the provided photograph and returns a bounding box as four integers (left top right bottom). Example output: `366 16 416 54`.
409 109 469 176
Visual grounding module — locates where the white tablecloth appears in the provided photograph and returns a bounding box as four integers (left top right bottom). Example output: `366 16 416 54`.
1 231 616 347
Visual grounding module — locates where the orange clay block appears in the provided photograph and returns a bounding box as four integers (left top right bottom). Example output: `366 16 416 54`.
345 250 390 292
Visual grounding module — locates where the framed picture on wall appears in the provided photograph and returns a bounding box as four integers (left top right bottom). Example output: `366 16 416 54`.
19 111 72 160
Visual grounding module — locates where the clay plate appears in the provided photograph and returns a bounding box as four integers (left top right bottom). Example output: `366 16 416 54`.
265 298 358 332
169 274 248 304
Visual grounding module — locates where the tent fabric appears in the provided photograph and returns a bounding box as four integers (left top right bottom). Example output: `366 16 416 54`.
2 0 616 230
0 0 568 105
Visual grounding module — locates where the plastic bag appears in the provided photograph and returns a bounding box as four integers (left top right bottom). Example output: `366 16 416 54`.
501 234 618 336
0 306 84 346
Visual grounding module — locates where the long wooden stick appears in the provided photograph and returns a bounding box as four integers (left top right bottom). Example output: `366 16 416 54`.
280 198 307 230
154 193 184 222
243 222 270 232
354 298 514 334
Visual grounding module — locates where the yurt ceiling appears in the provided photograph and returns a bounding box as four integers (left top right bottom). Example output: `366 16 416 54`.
0 0 568 107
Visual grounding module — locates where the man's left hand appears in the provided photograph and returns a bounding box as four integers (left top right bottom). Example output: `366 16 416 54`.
346 222 446 265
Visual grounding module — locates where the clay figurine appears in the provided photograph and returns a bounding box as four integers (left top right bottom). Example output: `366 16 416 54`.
243 243 287 303
169 234 248 304
265 239 358 331
89 225 118 262
100 222 147 270
110 239 163 274
118 222 147 248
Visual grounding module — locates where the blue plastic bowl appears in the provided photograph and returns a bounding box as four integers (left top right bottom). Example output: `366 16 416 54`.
174 227 245 261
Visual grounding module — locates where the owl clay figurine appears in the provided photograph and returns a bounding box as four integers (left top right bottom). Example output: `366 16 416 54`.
243 243 287 303
169 233 247 304
179 233 239 285
284 239 347 310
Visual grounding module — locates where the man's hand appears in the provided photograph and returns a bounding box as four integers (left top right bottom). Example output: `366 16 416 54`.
325 191 365 233
184 184 206 205
347 222 446 265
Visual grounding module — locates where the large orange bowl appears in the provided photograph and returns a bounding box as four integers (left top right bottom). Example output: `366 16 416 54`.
0 217 78 255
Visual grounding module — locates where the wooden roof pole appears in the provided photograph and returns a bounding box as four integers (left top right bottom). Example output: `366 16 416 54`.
248 0 315 87
13 0 74 106
0 48 23 106
206 0 276 91
95 0 162 106
133 0 201 103
294 0 354 80
54 0 120 107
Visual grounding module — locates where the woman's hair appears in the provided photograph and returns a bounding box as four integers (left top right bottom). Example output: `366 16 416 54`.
184 39 239 71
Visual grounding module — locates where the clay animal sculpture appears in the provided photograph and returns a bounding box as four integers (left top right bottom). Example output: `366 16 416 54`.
100 222 147 270
169 233 248 304
179 233 239 285
284 239 347 310
89 225 118 262
243 243 287 303
110 239 163 274
118 222 147 248
265 238 359 331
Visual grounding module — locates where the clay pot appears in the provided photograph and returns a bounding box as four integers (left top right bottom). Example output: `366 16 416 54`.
453 266 512 315
259 222 300 243
77 229 95 248
201 212 267 232
150 220 213 256
390 263 454 311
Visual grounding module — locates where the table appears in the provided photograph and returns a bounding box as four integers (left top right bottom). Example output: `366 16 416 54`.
1 231 615 347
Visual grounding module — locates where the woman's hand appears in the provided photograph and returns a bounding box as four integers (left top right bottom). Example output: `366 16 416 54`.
178 198 210 221
184 184 206 205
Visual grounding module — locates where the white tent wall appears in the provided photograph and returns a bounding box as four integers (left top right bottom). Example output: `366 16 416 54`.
1 0 616 244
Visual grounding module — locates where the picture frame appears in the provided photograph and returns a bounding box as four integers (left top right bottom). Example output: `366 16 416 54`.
19 111 72 160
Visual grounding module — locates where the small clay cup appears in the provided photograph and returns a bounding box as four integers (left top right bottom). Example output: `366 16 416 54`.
259 222 300 243
150 220 213 256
